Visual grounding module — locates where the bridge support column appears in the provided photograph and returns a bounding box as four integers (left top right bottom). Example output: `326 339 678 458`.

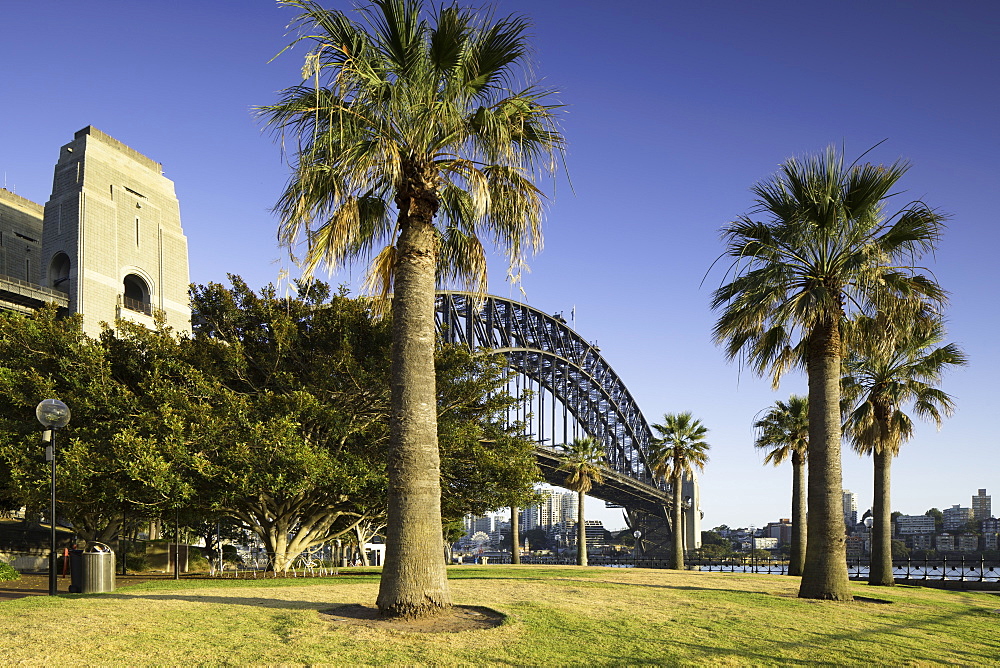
627 507 674 563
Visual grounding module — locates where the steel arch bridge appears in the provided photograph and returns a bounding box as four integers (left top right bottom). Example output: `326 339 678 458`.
435 291 700 557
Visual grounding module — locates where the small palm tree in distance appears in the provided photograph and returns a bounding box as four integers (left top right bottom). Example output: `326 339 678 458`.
754 395 808 576
650 412 711 570
557 436 606 566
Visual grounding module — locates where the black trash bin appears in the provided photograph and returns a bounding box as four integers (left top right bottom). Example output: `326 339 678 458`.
71 542 116 594
68 548 84 593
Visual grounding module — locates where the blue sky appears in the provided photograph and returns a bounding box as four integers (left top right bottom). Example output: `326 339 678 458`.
2 1 997 531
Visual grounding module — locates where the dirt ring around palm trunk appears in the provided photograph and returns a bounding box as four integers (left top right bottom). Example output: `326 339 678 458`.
319 603 505 633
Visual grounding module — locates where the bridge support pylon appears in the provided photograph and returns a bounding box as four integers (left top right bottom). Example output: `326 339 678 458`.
627 507 674 562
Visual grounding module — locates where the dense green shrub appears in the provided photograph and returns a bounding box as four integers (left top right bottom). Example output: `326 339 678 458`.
187 547 210 572
0 560 20 581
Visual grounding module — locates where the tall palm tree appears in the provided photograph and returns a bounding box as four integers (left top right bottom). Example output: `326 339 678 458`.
842 313 966 586
260 0 564 618
557 437 606 566
649 412 711 570
711 146 948 600
754 395 808 576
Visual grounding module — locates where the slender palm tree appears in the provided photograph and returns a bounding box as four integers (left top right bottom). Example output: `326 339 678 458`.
557 437 606 566
754 395 808 576
711 147 948 600
842 313 966 586
260 0 563 618
649 412 711 570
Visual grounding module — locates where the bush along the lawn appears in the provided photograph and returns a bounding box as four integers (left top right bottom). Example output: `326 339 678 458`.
0 561 20 582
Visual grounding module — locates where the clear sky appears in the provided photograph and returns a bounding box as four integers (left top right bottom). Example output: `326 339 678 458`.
3 1 997 532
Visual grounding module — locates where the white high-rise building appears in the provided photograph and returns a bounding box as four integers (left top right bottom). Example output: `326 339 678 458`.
842 490 858 527
523 489 581 531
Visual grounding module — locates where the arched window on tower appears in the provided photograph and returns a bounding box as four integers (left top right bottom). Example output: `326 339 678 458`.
49 253 71 293
122 274 152 316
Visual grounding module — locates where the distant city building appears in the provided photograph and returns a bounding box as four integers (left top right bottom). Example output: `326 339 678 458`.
942 504 974 531
957 533 979 553
982 518 1000 534
464 514 495 537
972 488 991 521
845 535 865 559
907 534 933 551
765 519 793 546
842 490 858 527
896 515 936 535
523 489 577 531
752 536 778 550
564 520 606 547
935 533 955 552
983 533 999 551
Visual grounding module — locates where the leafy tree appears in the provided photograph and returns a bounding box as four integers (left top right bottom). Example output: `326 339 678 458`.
557 437 605 566
842 312 965 586
890 539 910 560
189 278 540 571
649 413 711 570
188 278 391 571
925 508 944 533
699 531 734 560
711 147 947 600
0 307 210 544
753 395 808 575
261 0 565 618
435 345 541 525
524 527 550 551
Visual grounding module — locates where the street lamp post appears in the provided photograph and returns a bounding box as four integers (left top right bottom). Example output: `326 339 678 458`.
36 399 71 596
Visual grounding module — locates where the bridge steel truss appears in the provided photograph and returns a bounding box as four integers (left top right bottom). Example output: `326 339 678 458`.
435 291 683 557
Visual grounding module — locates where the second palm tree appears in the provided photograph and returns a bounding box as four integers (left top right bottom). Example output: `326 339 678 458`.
650 413 711 570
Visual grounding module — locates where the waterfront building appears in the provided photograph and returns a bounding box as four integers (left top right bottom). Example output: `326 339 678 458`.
464 514 495 537
972 488 991 521
896 514 936 535
842 490 858 528
907 534 933 551
983 533 999 551
943 504 974 531
523 489 578 531
957 533 979 553
935 533 955 552
765 518 793 545
845 535 865 559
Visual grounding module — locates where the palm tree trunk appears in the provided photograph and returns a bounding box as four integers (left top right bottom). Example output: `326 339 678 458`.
799 319 853 600
789 449 807 576
375 210 452 618
869 447 894 586
511 505 521 564
670 474 684 570
577 491 587 566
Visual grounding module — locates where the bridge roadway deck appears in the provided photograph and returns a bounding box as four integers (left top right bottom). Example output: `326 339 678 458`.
533 446 671 518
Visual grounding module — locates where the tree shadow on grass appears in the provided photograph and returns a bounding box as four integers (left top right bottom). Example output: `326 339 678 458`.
96 592 344 610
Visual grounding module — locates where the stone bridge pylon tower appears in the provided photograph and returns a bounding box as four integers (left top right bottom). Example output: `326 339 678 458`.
39 126 190 336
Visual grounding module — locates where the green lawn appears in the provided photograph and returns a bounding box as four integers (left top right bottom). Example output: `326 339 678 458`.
2 566 998 665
